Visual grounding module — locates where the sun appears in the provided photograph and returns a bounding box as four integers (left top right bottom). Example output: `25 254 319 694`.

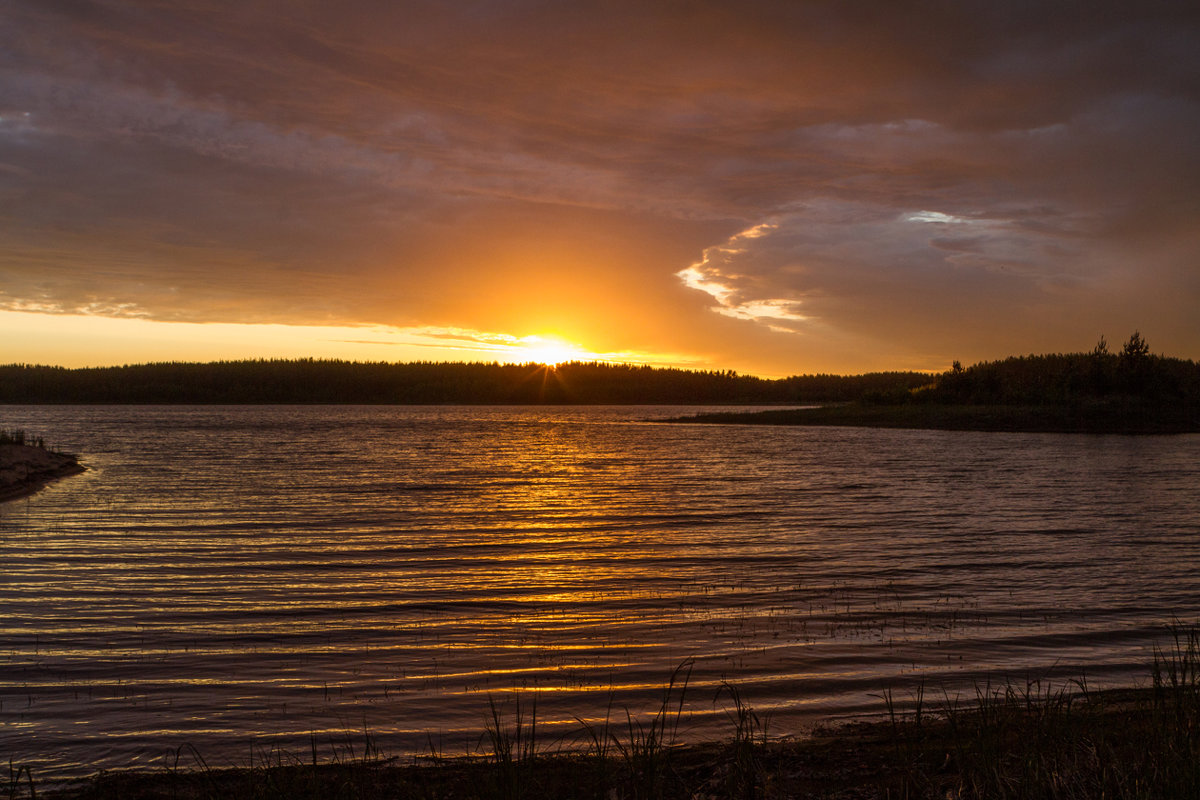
517 335 587 366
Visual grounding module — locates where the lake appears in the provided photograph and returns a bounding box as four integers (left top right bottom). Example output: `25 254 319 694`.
2 405 1199 781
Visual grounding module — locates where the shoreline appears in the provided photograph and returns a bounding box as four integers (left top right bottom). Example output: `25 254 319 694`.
666 402 1200 434
39 681 1200 799
0 443 85 502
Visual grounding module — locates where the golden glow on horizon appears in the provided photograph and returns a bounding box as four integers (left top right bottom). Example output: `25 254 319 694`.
511 335 589 366
0 310 706 371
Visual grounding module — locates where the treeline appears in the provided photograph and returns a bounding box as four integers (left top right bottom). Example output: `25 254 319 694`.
902 333 1200 407
8 335 1190 407
0 360 933 405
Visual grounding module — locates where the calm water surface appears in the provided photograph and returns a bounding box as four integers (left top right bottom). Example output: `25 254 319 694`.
2 405 1199 780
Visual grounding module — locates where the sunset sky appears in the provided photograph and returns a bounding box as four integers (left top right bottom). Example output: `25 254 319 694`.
2 1 1198 376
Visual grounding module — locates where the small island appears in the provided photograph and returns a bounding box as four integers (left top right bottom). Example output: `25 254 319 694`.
0 430 84 502
670 333 1200 434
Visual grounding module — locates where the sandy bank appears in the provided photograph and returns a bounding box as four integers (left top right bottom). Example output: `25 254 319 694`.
0 443 84 502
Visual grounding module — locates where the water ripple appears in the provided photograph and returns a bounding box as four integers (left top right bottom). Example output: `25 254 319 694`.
1 405 1198 779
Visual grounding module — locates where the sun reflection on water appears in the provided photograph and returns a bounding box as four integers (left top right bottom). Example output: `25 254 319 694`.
2 406 1199 780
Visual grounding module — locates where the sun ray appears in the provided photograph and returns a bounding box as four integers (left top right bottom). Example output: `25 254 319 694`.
514 335 589 366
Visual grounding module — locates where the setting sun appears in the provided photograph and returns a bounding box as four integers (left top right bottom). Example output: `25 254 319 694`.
4 3 1200 791
515 335 589 366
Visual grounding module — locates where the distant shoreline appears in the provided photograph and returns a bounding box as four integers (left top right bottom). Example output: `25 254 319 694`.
0 360 933 405
0 443 84 502
665 402 1200 434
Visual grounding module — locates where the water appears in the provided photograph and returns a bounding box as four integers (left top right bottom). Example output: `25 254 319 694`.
2 405 1199 780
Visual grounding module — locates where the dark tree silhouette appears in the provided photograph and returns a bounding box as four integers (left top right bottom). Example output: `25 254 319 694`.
1121 331 1150 361
0 360 934 405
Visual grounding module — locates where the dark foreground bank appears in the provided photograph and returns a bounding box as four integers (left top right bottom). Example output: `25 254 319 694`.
0 433 83 502
668 401 1200 434
30 686 1200 800
32 640 1200 800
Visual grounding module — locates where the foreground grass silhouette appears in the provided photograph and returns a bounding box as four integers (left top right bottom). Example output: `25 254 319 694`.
21 629 1200 800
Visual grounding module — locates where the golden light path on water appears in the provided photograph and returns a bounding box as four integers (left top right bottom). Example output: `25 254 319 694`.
2 404 1200 783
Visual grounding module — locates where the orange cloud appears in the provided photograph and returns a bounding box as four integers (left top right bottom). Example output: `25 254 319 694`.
1 1 1197 373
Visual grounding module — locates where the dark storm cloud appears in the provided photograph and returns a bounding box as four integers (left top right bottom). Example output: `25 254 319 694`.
2 0 1198 369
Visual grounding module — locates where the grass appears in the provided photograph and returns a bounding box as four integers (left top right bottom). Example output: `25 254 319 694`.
482 693 539 800
5 762 36 800
0 430 46 449
868 627 1200 799
611 659 692 800
714 681 769 800
19 631 1200 799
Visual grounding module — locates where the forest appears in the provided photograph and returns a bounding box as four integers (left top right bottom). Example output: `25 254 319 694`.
0 359 931 405
2 333 1195 410
909 333 1200 407
675 334 1200 433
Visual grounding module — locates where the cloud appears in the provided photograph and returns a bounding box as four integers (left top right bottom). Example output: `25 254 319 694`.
673 194 1138 360
677 224 811 331
0 0 1198 372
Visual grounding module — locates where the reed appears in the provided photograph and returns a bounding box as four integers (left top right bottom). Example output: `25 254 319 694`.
22 632 1200 799
5 761 36 800
481 693 538 800
0 430 44 449
878 624 1200 799
715 680 769 800
611 658 693 800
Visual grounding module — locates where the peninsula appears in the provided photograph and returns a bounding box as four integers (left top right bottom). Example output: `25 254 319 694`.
670 334 1200 434
0 431 84 502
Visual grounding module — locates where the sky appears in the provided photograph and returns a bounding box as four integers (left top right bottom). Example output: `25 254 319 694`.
2 1 1198 376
